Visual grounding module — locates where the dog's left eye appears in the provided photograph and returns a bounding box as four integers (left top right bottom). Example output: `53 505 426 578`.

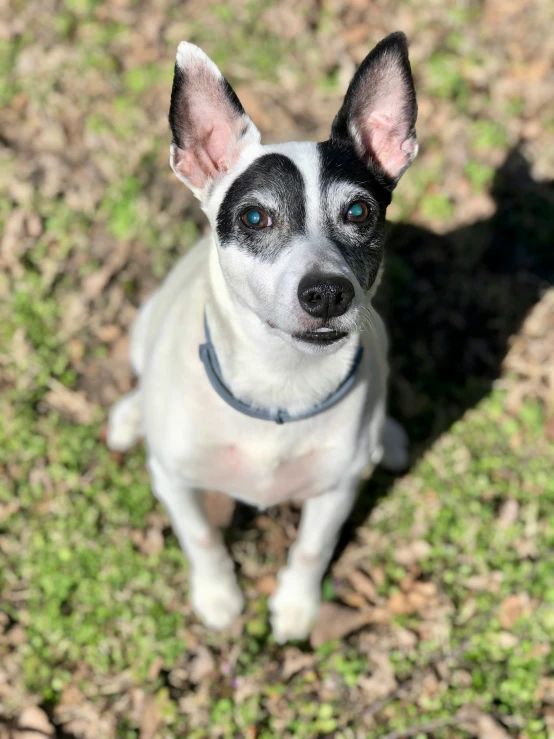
345 202 370 223
240 208 272 230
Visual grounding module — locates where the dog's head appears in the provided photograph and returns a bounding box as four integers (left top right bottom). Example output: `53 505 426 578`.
169 33 417 354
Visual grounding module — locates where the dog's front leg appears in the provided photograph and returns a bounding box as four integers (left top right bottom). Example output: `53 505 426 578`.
148 456 243 631
269 479 359 643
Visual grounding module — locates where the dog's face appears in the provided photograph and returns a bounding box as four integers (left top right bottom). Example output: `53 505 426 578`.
169 34 417 353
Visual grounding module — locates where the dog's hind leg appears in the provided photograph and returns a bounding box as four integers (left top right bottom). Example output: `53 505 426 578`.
380 416 410 472
107 388 143 451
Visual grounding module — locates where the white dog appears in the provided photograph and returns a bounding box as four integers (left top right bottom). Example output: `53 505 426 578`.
108 32 417 643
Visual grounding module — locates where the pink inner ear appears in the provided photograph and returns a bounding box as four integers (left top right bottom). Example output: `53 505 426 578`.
174 121 237 189
363 111 414 179
171 56 256 194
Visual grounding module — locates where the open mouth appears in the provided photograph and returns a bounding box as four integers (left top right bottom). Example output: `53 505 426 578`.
292 328 348 345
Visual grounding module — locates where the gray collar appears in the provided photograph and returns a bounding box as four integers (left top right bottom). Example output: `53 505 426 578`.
199 313 364 424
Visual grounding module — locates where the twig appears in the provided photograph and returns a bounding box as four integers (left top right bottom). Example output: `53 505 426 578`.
381 713 467 739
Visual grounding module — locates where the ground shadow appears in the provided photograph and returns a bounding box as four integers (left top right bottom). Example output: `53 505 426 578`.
342 145 554 538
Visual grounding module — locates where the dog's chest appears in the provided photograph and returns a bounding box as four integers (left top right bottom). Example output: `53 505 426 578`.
182 433 346 507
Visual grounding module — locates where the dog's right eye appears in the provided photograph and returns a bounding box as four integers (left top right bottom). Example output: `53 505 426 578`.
240 208 272 230
345 202 370 223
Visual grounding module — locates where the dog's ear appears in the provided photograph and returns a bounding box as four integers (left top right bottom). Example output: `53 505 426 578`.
331 32 417 183
169 43 261 200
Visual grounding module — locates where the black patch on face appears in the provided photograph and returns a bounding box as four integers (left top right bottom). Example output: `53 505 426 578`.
217 153 306 260
318 139 392 290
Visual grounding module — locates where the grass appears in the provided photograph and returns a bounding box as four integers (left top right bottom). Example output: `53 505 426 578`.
1 0 553 736
2 384 552 736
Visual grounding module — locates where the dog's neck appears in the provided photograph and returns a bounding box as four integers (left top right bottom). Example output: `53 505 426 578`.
204 241 361 417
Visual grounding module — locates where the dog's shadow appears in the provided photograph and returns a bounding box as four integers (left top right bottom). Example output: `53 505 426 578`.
343 145 554 539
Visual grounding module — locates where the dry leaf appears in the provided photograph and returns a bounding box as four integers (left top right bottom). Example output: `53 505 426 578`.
43 380 96 424
188 646 216 684
310 603 372 648
59 685 83 706
132 527 164 557
7 624 26 646
466 571 504 593
0 500 20 524
497 499 520 529
537 676 554 704
499 593 531 629
15 706 55 737
140 695 161 739
460 710 510 739
496 631 518 649
96 324 122 343
393 540 432 566
83 240 131 300
341 591 368 609
387 591 416 615
255 574 277 596
281 648 317 680
347 570 379 603
359 650 397 702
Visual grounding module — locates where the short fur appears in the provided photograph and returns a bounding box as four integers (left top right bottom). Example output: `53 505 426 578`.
108 33 417 642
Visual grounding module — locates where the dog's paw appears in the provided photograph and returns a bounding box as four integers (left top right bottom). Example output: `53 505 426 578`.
191 574 244 631
380 416 410 473
107 391 142 451
269 571 320 643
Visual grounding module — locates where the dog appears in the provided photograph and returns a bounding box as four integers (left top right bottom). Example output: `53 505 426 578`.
107 32 417 643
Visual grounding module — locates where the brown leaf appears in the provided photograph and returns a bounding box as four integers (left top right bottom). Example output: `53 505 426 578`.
96 324 122 343
7 624 26 646
82 240 131 300
394 540 431 566
460 710 510 739
499 593 531 630
310 603 372 648
188 646 216 684
54 696 116 738
341 591 368 609
497 499 520 529
42 380 96 424
139 695 161 739
0 500 20 524
537 676 554 704
466 571 504 593
281 648 317 680
59 684 83 706
147 656 164 682
347 570 379 603
132 527 164 557
15 706 54 737
367 564 386 586
387 591 416 615
254 574 277 596
359 650 397 702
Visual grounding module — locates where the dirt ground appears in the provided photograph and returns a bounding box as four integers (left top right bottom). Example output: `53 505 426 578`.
1 0 554 737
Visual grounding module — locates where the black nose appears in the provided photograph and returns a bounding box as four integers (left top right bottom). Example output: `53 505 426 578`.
297 273 355 319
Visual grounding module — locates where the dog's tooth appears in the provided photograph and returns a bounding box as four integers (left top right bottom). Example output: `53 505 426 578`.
316 327 333 332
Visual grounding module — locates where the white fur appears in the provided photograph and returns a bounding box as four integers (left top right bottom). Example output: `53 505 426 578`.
108 230 406 638
108 43 412 641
